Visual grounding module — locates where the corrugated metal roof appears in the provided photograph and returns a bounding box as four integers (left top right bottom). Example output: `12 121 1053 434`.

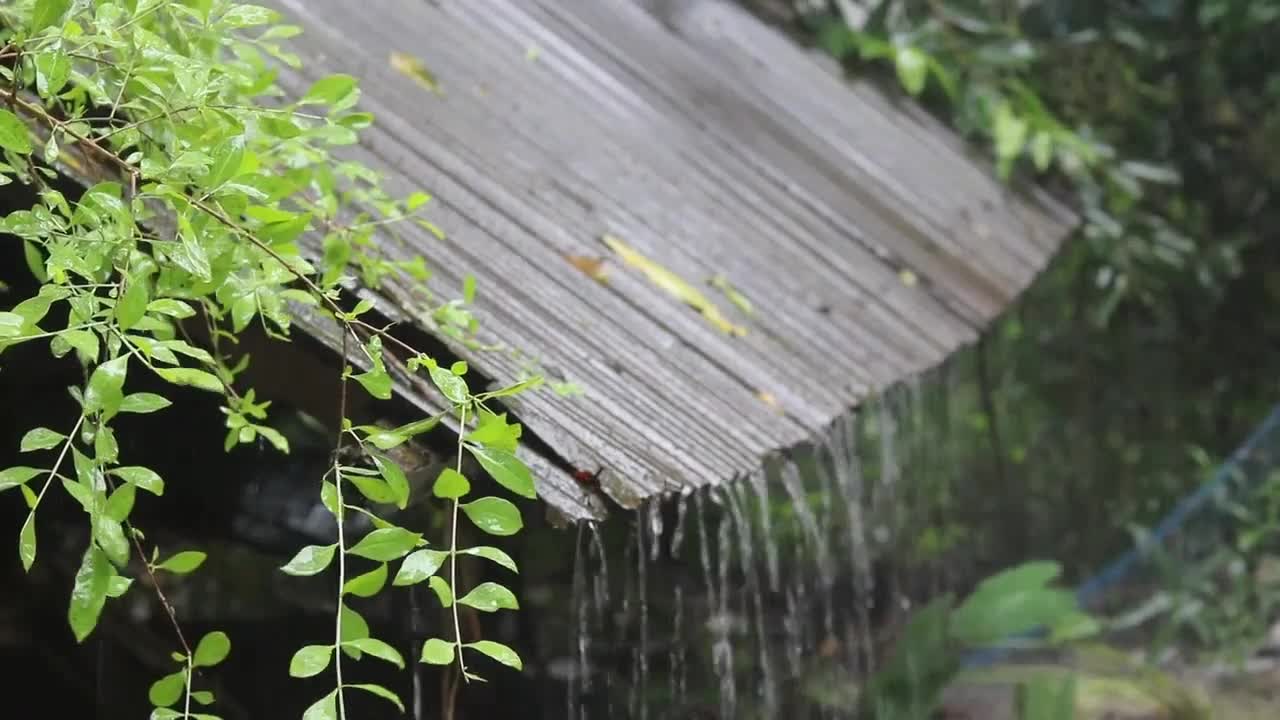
264 0 1076 522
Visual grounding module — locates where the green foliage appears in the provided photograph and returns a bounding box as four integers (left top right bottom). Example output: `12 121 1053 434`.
862 561 1096 720
0 0 542 716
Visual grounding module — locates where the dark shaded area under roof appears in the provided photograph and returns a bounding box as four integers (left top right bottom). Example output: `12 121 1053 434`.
266 0 1075 522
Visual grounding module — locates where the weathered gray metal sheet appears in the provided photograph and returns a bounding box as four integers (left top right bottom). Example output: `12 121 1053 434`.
264 0 1075 522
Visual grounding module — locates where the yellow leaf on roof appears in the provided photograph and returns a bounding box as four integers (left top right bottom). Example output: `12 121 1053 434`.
390 51 442 94
602 234 746 337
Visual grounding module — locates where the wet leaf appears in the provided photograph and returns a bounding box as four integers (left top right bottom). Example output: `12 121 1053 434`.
348 527 421 562
393 549 448 586
433 467 470 500
19 514 36 571
155 367 223 393
602 234 746 336
343 562 388 597
350 683 405 713
289 645 333 678
20 427 63 452
390 51 442 93
420 638 455 665
457 582 519 612
459 546 518 573
460 497 523 536
0 109 32 155
465 640 523 670
428 575 453 607
157 550 206 574
280 544 337 576
68 544 112 642
0 466 42 491
110 466 165 495
302 690 338 720
467 446 535 499
344 638 404 669
119 392 172 414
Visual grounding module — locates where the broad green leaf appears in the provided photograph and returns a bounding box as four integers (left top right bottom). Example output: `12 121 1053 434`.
433 467 470 499
302 690 338 720
94 425 119 464
149 670 186 708
146 300 196 319
22 242 46 283
207 136 245 188
280 544 337 576
467 446 535 499
429 363 469 404
350 683 405 713
373 454 409 509
302 74 358 106
457 582 519 612
321 480 340 517
19 514 36 571
0 466 42 491
95 518 129 567
344 637 405 668
428 575 453 607
459 546 518 573
103 483 136 522
0 109 31 155
157 551 206 574
190 690 215 706
193 631 231 667
393 549 448 586
894 46 929 95
85 357 129 419
420 638 455 665
106 575 132 598
348 527 422 562
467 411 521 451
31 0 71 33
351 366 392 400
339 602 370 656
0 312 23 337
343 562 388 597
465 640 523 670
111 466 165 495
951 561 1078 647
61 329 99 361
155 367 223 393
349 475 396 506
115 279 149 331
289 644 333 678
69 544 113 642
21 427 64 452
461 497 523 536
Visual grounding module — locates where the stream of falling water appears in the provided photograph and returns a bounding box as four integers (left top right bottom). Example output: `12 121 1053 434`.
548 371 962 719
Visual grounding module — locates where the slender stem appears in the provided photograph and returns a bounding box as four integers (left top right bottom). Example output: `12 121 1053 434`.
450 403 468 681
333 329 351 720
183 657 194 719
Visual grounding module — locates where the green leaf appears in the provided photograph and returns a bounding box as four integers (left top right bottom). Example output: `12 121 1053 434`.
350 683 405 713
428 575 453 607
993 102 1029 165
0 109 32 155
457 582 519 612
466 411 521 451
340 602 370 651
31 0 71 33
433 467 470 500
193 631 231 667
321 480 340 517
289 644 334 678
373 455 410 509
465 640 523 670
349 475 396 505
149 670 186 708
155 367 223 393
343 562 388 597
348 527 422 562
0 312 23 337
146 299 196 319
85 356 128 418
894 46 929 95
68 544 113 642
1018 674 1077 720
22 241 46 283
0 466 42 491
344 637 405 668
95 518 129 567
420 638 455 665
110 466 165 495
1029 131 1054 172
951 561 1078 647
393 549 448 586
302 74 358 106
459 546 518 573
106 575 132 598
120 392 172 415
351 366 392 400
429 363 469 404
461 497 523 536
280 544 337 576
467 446 535 499
157 551 206 574
207 136 245 188
21 427 64 452
103 484 135 522
115 278 149 331
61 329 99 362
302 690 338 720
19 514 36 571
